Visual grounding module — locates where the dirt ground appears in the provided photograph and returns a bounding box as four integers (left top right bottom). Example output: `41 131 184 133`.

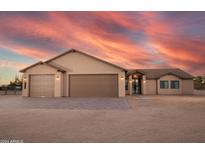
0 95 205 143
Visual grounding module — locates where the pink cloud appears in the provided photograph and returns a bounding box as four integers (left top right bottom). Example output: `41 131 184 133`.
0 12 204 76
0 59 28 70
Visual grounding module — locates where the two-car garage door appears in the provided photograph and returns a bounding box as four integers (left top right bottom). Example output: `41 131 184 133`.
69 74 118 97
30 75 54 97
29 74 118 97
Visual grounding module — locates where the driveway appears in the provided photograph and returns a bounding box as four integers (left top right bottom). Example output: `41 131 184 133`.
0 95 205 142
0 96 130 110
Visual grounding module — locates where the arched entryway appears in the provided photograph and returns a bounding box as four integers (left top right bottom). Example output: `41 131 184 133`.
126 71 144 95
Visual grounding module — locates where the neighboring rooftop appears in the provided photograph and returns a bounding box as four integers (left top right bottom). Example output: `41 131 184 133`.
127 68 193 79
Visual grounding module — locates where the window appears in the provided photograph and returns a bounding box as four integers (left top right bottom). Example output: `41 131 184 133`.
24 82 27 89
171 80 180 89
160 80 169 89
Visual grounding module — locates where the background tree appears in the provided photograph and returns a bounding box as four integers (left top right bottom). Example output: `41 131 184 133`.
194 76 205 90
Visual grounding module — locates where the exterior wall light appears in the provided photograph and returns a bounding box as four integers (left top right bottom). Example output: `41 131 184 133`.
120 76 124 80
56 75 60 80
23 77 27 81
133 74 138 79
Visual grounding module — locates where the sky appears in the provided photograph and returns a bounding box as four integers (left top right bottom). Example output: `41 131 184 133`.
0 12 205 85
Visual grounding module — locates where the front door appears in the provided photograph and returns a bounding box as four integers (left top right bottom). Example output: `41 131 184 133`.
132 78 141 94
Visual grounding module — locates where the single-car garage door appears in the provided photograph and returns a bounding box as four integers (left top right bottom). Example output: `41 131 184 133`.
69 74 118 97
30 75 54 97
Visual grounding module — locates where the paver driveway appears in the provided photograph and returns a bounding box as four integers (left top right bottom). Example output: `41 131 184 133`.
0 95 205 143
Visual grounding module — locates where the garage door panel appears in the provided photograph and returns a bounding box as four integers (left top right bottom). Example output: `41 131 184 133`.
30 75 54 97
69 74 118 97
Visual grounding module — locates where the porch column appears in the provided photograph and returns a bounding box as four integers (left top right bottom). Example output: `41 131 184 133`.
128 75 133 95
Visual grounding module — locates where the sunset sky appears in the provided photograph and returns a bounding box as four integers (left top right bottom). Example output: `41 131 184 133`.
0 12 205 85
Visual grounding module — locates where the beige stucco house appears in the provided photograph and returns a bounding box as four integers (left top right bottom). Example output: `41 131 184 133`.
126 69 194 95
20 49 194 97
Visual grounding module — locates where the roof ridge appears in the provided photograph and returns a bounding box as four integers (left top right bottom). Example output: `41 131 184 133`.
45 48 126 70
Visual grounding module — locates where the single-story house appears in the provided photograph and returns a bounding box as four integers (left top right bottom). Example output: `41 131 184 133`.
126 69 193 95
20 49 194 97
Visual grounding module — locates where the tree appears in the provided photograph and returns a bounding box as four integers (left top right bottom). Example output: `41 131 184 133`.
7 74 22 91
194 76 205 90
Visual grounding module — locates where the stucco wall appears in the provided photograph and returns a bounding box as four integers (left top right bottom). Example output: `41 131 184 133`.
54 72 63 97
141 75 193 95
50 52 125 97
157 75 182 95
145 79 157 95
62 73 68 97
182 80 194 94
22 74 29 97
22 64 63 97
